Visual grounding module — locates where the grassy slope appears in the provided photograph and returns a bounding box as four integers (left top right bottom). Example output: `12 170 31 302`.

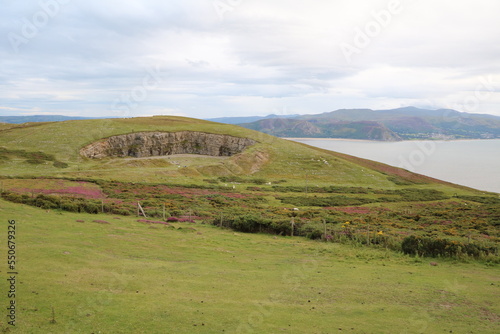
0 117 252 160
0 116 489 196
0 199 498 333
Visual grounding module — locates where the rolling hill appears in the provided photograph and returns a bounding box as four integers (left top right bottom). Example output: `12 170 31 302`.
242 118 402 141
0 116 498 251
0 115 476 187
230 107 500 140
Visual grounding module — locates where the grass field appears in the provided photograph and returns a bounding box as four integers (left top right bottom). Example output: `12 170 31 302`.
0 199 498 333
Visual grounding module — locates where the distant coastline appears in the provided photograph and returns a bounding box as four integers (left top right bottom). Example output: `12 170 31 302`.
284 137 374 142
285 137 498 142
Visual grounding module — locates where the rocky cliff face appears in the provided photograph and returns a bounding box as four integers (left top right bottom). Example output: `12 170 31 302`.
81 131 256 159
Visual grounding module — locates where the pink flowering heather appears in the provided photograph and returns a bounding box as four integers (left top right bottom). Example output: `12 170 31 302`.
12 181 105 199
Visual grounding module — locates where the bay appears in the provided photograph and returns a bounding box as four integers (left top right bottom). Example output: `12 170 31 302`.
289 138 500 194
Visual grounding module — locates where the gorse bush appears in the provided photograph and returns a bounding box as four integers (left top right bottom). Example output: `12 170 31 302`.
394 189 449 202
251 178 267 185
401 235 497 258
214 215 300 236
252 185 375 193
218 176 245 183
456 195 500 205
1 177 497 261
278 195 378 207
0 191 134 216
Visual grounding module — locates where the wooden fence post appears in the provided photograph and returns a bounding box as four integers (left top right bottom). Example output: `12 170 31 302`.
323 219 327 240
137 202 147 218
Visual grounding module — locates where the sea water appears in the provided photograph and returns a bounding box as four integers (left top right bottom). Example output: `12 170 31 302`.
289 139 500 194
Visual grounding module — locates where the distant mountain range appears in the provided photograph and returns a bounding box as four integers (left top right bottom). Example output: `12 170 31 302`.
210 107 500 141
0 115 103 124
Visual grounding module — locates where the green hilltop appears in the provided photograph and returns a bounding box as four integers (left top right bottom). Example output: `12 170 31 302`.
0 115 480 189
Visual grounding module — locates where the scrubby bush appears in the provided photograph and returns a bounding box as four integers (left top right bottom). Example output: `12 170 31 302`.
218 176 245 183
53 161 69 168
401 235 497 259
278 195 377 207
394 189 449 202
33 194 59 209
60 200 79 212
26 158 45 165
251 178 267 185
229 214 263 233
301 226 323 240
269 219 294 235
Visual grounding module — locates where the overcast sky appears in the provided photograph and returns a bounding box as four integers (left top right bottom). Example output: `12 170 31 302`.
1 0 499 119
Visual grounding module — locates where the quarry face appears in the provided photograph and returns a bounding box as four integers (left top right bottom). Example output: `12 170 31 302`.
80 131 257 159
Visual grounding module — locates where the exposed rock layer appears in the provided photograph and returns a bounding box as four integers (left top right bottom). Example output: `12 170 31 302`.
81 131 256 159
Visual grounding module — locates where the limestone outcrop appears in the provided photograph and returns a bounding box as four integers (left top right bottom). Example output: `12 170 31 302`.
80 131 256 159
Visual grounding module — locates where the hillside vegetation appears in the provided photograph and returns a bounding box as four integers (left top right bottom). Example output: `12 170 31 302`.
0 116 498 261
0 116 498 332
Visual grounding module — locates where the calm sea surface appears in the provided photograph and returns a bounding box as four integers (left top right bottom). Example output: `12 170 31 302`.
290 139 500 194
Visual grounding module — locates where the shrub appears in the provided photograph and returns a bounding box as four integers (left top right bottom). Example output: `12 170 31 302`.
60 200 79 212
33 194 59 209
251 178 267 185
218 176 244 183
395 189 448 202
230 215 261 233
302 226 323 240
269 219 293 235
36 199 58 209
401 235 497 258
26 158 45 165
53 161 69 168
278 195 377 207
81 202 100 214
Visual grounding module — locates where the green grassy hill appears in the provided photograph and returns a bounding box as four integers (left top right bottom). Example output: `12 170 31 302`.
0 116 498 253
0 199 498 333
0 116 482 188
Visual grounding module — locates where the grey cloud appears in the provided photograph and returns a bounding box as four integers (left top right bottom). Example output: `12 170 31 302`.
0 0 499 118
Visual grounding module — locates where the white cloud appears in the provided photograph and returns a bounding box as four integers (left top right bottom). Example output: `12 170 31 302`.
0 0 499 118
